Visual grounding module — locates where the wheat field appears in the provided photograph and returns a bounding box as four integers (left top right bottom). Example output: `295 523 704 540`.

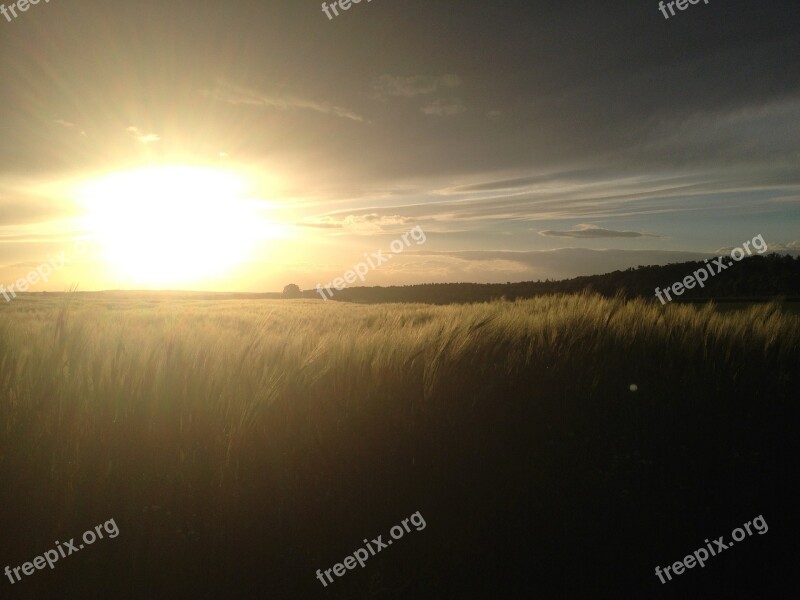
1 294 797 597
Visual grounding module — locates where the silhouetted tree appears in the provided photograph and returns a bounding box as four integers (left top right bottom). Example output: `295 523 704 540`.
282 284 301 298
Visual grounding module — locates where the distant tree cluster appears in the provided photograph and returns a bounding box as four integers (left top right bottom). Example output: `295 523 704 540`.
298 254 800 304
283 284 302 298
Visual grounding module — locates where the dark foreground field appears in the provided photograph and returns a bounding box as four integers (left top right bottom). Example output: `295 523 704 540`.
0 294 798 598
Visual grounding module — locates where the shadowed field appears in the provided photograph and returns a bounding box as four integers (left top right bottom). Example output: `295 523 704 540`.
1 294 798 598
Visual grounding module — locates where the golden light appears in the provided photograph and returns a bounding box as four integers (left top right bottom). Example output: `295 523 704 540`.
77 165 270 286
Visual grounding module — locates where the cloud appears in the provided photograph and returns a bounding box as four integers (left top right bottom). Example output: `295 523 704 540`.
126 126 160 144
369 74 466 117
770 241 800 253
414 248 712 280
421 98 467 117
299 213 415 233
53 119 87 137
297 221 342 229
350 213 413 225
202 81 365 122
715 240 800 256
417 169 800 223
538 224 662 239
371 74 461 99
444 169 605 194
1 260 48 269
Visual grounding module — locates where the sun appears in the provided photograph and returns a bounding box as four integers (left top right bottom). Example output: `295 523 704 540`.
78 165 266 286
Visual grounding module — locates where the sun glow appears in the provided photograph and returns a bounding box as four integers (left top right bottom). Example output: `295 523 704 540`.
78 165 269 286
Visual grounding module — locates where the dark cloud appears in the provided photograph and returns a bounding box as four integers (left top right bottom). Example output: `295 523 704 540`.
1 0 796 182
539 225 662 239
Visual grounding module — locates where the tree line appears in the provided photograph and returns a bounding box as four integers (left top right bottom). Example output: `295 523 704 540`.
290 254 800 304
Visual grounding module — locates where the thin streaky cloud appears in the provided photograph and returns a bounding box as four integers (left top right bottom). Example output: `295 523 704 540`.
126 126 161 144
298 213 415 234
371 74 462 99
421 98 467 117
202 81 366 123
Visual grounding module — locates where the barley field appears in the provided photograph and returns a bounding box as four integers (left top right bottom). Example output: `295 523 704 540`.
1 294 797 597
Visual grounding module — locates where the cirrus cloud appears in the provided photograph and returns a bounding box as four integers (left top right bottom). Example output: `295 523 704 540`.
371 74 462 99
421 98 467 117
298 213 415 233
202 80 366 123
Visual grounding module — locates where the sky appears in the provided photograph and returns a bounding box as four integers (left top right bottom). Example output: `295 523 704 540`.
0 0 798 292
